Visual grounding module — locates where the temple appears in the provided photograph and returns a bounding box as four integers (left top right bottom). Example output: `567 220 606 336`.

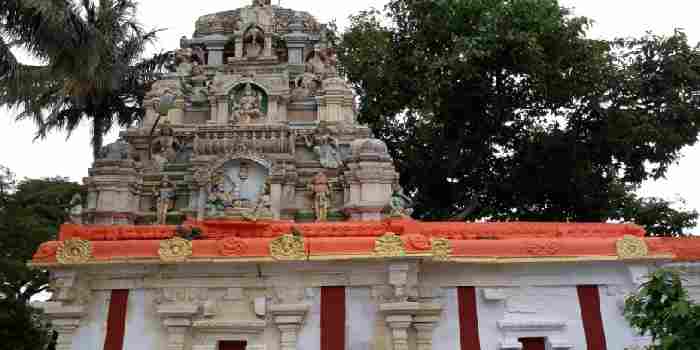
29 2 700 350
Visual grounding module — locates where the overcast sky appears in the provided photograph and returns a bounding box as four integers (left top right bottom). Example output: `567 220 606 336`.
1 0 698 233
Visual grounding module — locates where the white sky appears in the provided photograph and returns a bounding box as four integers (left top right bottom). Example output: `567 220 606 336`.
0 0 698 233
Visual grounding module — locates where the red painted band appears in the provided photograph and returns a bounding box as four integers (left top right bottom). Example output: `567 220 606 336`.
577 285 608 350
458 287 481 350
103 290 129 350
321 286 346 350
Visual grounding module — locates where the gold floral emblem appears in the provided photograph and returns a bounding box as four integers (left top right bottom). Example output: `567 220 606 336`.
431 238 452 261
159 237 193 262
374 232 406 257
616 235 648 259
269 234 306 261
56 239 92 264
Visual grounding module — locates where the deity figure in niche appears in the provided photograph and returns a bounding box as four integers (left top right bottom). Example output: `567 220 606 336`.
242 181 273 221
304 127 342 169
230 83 265 123
243 26 265 58
156 176 176 225
309 172 330 222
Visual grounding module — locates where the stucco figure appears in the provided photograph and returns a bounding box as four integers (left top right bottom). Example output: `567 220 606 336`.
230 83 265 123
309 172 330 221
156 176 176 225
304 128 342 169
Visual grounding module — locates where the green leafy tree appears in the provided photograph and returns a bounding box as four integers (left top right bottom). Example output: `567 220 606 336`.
625 268 700 350
338 0 700 235
0 0 172 159
0 166 82 350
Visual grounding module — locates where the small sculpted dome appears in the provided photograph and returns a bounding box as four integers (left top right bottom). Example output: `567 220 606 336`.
351 138 390 159
193 4 322 38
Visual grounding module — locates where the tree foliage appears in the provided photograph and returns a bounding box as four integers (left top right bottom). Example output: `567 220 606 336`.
0 165 81 350
0 0 173 158
625 268 700 350
338 0 700 235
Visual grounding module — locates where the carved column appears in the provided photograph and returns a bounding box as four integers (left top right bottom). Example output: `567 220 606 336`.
208 96 218 123
235 37 244 58
264 34 273 58
39 303 86 350
386 315 412 350
157 304 198 350
414 315 441 350
208 45 225 66
217 96 229 124
164 319 191 350
381 301 443 350
53 319 83 350
269 303 310 350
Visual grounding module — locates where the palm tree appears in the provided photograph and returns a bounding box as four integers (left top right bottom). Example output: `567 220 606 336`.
0 0 172 158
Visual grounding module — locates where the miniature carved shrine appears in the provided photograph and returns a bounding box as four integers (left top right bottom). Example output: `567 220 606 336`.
30 2 700 350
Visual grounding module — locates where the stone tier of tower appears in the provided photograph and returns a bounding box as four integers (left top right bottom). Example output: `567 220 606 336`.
82 0 402 226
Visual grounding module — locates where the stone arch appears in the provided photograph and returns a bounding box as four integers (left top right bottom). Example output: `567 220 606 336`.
227 82 269 115
193 148 273 187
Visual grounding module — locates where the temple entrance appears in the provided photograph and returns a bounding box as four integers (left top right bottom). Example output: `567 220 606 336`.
519 337 546 350
219 340 246 350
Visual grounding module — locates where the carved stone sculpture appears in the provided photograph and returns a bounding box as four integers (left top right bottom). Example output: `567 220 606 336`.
309 172 330 221
230 83 265 123
390 184 414 218
244 26 265 58
156 176 176 225
151 126 180 168
242 181 273 221
97 138 129 160
68 194 83 224
304 128 342 169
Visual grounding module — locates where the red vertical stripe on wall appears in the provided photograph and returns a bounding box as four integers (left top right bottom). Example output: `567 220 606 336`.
321 287 346 350
577 285 608 350
458 287 481 350
103 290 129 350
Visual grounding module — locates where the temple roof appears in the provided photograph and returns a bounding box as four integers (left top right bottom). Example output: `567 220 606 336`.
30 220 700 266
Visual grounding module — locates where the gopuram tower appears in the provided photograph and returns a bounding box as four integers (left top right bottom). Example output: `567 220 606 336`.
28 2 700 350
83 0 398 226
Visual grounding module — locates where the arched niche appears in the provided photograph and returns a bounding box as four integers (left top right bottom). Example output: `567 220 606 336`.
228 82 269 115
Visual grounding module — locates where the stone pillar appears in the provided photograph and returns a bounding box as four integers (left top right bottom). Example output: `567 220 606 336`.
270 183 282 220
208 45 225 66
381 301 443 350
38 303 86 350
164 319 191 350
269 303 310 350
157 304 198 350
264 34 274 58
386 315 412 350
53 319 82 350
414 316 441 350
217 96 229 124
235 38 244 59
208 96 218 123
